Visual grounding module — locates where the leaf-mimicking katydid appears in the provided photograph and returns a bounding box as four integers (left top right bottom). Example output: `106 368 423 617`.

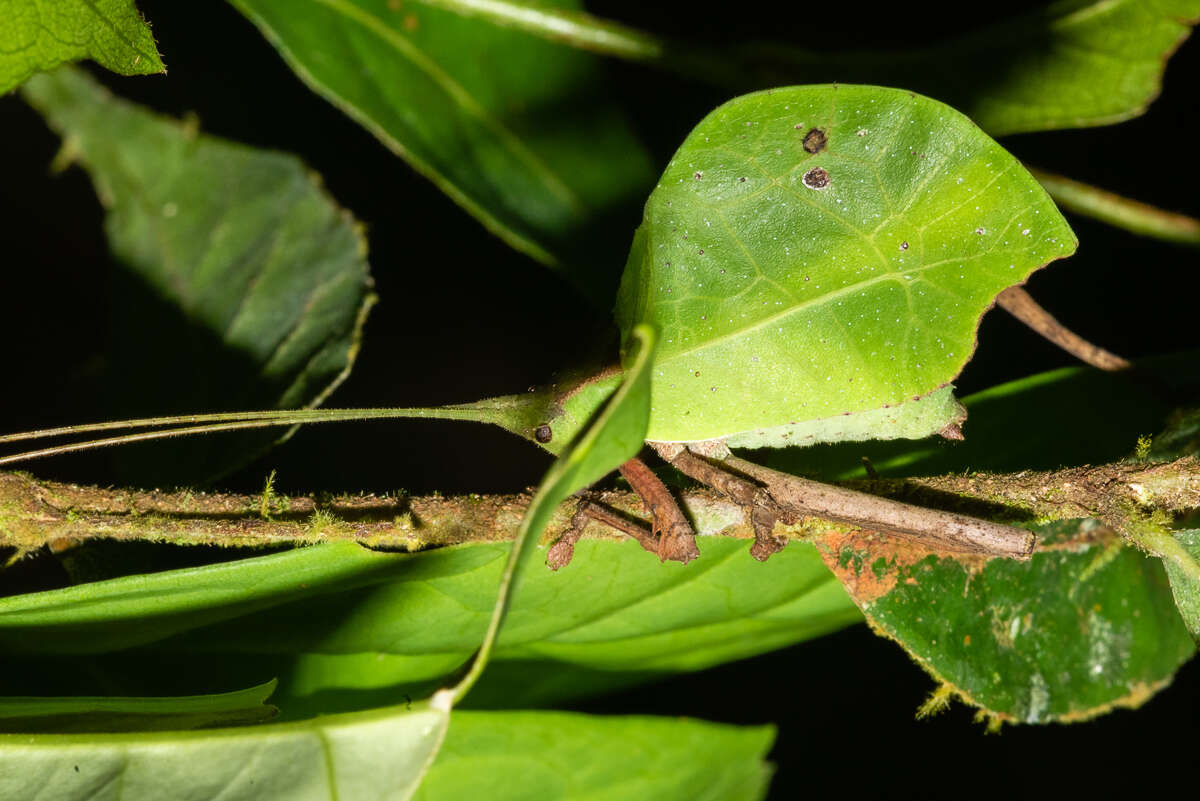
4 85 1120 567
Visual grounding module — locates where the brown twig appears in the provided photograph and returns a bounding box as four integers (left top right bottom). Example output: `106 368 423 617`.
5 458 1199 560
996 286 1131 371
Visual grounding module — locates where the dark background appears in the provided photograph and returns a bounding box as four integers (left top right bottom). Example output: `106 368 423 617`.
2 1 1197 797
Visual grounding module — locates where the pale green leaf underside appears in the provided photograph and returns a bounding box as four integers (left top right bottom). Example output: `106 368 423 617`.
616 84 1076 444
227 0 653 295
0 701 448 801
756 349 1200 480
0 708 771 801
0 0 164 94
824 520 1194 723
21 67 374 482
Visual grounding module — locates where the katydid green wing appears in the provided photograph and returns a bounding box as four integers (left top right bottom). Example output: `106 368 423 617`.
616 84 1076 445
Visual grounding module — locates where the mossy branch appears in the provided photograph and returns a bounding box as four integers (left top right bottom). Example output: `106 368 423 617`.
4 457 1200 557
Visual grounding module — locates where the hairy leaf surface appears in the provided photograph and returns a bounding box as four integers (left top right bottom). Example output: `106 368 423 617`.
0 0 164 93
21 67 375 483
822 520 1195 723
616 84 1075 444
228 0 654 297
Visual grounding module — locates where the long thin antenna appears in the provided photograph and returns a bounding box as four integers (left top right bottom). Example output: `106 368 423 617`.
0 406 515 467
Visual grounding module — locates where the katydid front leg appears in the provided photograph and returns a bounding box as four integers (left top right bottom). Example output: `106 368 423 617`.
548 459 699 569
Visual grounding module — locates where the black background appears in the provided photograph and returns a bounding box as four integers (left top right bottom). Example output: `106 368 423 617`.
2 2 1197 797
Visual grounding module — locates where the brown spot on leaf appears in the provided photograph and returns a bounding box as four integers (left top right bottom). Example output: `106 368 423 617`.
534 424 553 444
802 167 830 190
802 127 828 154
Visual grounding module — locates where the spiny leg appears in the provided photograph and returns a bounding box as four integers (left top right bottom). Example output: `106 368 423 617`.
546 497 659 570
650 443 789 561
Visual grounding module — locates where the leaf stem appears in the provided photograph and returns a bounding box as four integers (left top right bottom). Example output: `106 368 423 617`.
1120 513 1200 586
1031 167 1200 247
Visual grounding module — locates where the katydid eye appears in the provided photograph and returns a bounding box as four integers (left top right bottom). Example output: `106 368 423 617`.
534 424 553 443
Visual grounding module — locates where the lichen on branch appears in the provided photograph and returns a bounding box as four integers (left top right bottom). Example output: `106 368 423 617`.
4 457 1199 559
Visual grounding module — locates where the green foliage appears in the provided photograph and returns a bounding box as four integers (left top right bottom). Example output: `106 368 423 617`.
761 349 1200 480
0 0 163 94
616 84 1074 443
1159 529 1200 642
416 711 774 801
20 66 375 483
0 537 858 708
0 708 774 801
227 0 655 297
0 700 450 801
823 520 1194 722
847 0 1200 136
0 680 278 733
2 2 1200 798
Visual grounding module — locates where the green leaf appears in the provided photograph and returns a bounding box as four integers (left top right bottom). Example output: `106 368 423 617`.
227 0 655 297
416 711 775 801
923 0 1200 136
1161 530 1200 642
20 67 375 483
0 0 164 94
0 700 449 801
0 707 771 801
0 681 278 734
615 84 1075 445
821 520 1195 723
778 0 1200 136
0 538 858 707
759 349 1200 480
